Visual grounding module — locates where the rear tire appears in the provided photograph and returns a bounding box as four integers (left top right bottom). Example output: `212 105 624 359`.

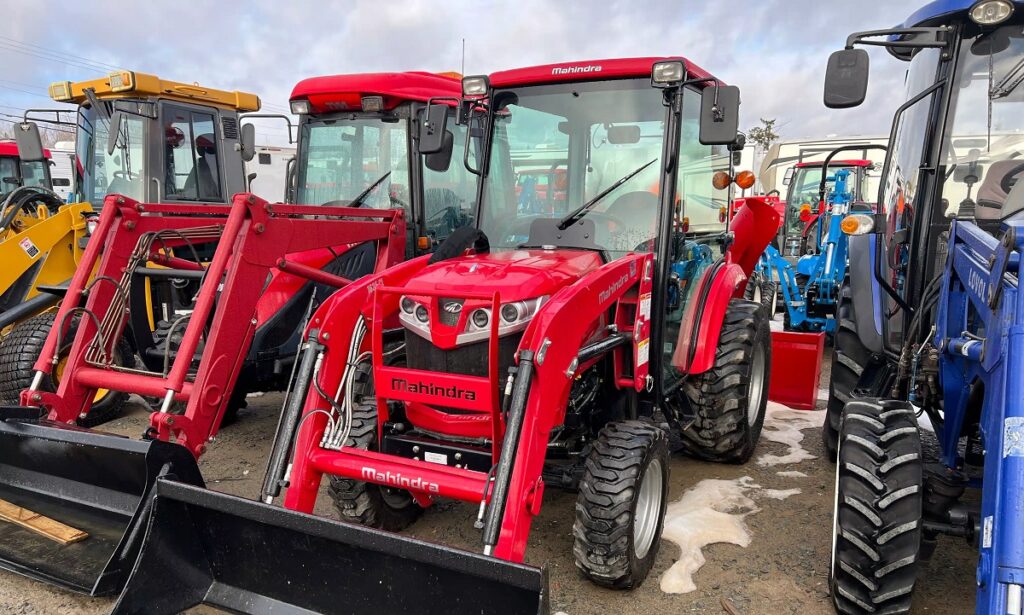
743 273 778 320
824 284 872 461
0 311 132 426
831 399 922 615
680 299 770 463
573 420 669 589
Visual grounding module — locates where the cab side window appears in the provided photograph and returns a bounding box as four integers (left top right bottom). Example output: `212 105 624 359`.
164 105 222 201
421 108 477 243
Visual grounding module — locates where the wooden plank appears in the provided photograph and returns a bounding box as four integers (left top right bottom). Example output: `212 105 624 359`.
0 498 88 545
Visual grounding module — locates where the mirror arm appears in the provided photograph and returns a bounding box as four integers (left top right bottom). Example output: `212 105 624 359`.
21 109 77 128
845 26 951 52
240 113 297 144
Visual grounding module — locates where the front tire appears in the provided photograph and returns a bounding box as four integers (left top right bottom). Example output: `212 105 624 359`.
824 283 872 460
573 420 669 589
831 399 922 615
744 272 778 320
0 311 133 426
680 299 770 463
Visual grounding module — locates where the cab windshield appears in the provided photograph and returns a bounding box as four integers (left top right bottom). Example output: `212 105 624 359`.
479 79 669 259
784 165 869 237
76 104 146 204
940 25 1024 223
296 116 410 209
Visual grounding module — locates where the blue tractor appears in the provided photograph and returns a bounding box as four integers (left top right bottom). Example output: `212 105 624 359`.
750 149 878 332
822 1 1024 613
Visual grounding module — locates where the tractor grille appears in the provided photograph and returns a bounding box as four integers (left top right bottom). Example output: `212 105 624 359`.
437 298 464 326
404 331 520 379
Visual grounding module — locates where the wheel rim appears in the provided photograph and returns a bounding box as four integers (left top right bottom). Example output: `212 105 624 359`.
633 458 664 560
747 339 767 425
752 282 762 304
767 286 778 319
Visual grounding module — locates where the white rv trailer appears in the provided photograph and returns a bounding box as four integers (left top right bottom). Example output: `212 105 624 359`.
48 140 76 201
246 145 295 202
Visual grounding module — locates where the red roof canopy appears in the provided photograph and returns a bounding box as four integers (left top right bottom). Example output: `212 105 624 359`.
0 141 52 159
489 57 721 88
290 72 461 114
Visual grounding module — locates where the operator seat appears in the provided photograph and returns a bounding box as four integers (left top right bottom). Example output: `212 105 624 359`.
976 160 1024 220
183 134 220 200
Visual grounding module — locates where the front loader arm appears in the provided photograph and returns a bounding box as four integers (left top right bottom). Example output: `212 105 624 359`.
490 252 651 561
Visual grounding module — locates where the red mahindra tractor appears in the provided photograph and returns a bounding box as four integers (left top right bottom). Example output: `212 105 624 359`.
110 57 780 615
0 71 476 597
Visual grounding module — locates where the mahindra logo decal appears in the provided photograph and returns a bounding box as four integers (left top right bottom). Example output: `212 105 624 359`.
442 302 463 314
392 377 477 401
361 467 440 493
552 65 602 75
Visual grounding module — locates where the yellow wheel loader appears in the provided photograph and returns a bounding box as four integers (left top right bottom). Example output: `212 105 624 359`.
0 71 260 425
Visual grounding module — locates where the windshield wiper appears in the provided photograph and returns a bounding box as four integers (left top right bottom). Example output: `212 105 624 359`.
347 171 391 208
556 159 656 230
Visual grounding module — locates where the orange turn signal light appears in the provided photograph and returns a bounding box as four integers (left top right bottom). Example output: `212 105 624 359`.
735 170 756 190
417 236 431 250
712 171 732 190
841 214 875 236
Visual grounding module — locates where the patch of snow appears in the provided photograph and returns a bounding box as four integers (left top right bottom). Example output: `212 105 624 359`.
761 488 802 500
775 470 807 478
769 319 786 332
817 387 829 401
757 402 827 467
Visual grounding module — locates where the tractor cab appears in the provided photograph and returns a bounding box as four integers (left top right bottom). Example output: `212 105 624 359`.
0 141 53 194
281 71 476 256
17 71 260 208
780 159 873 256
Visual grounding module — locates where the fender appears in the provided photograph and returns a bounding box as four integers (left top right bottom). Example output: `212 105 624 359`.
847 234 883 354
676 197 779 375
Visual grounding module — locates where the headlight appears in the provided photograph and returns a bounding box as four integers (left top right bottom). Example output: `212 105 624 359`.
415 305 429 323
400 296 416 314
470 308 490 329
290 99 311 115
970 0 1014 24
500 303 520 323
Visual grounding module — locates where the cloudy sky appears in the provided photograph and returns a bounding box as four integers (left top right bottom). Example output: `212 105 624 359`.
3 1 923 146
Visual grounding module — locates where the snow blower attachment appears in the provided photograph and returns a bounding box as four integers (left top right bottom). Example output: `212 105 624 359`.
0 191 405 595
117 57 778 612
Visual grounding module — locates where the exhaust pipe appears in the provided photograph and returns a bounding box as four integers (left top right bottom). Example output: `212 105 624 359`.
114 480 549 614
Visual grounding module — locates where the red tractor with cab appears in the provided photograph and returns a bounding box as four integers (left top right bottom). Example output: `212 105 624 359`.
112 57 781 615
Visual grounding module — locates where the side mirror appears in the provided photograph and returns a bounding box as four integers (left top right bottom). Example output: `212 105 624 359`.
699 85 740 145
782 167 795 186
106 110 124 155
425 129 455 173
240 123 256 162
824 48 869 109
419 103 449 155
13 122 45 162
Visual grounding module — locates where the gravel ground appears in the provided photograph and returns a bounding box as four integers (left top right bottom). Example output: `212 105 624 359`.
0 349 977 614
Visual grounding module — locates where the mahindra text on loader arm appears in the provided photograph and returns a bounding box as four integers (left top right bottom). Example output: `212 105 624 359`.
0 71 473 597
114 57 781 615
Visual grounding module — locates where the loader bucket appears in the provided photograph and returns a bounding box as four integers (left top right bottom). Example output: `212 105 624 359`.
114 480 549 615
0 417 203 595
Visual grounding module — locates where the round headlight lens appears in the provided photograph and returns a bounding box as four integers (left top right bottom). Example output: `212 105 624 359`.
472 309 490 328
400 296 416 314
501 303 520 323
415 305 429 323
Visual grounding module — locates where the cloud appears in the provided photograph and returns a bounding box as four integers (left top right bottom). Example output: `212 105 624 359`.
0 0 924 144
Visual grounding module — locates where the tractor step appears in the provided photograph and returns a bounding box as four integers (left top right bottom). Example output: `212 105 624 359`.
113 480 549 615
0 417 202 595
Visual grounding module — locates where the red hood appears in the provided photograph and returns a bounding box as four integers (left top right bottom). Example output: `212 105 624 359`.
404 248 603 302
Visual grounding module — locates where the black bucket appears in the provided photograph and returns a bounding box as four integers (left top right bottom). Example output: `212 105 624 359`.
114 480 549 615
0 417 203 595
